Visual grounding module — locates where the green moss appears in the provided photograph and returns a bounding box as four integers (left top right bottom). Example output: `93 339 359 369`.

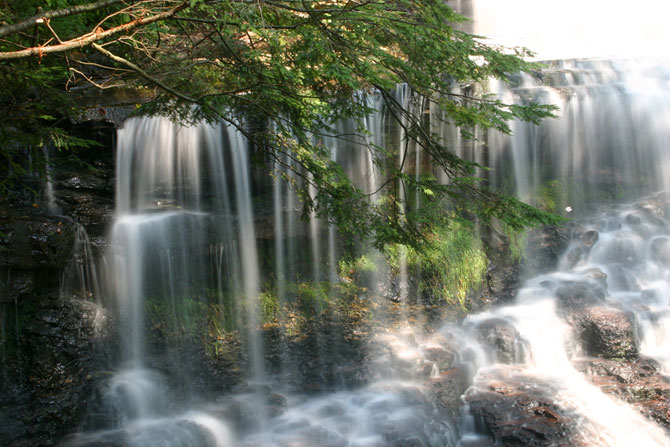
537 179 563 212
206 288 239 332
291 281 331 316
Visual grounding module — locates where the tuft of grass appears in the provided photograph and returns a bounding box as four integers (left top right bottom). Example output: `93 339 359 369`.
384 219 487 310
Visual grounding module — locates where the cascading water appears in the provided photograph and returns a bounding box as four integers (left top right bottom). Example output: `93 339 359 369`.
68 118 271 444
64 16 670 447
482 59 670 210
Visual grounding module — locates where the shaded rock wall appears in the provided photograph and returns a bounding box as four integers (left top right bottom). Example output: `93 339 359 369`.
0 121 118 447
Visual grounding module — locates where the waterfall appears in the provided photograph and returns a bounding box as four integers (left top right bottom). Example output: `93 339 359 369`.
42 146 61 215
79 117 265 444
66 49 670 447
455 198 670 445
478 59 670 214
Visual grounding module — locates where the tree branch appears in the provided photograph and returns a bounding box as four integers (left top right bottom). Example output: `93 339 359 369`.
0 0 124 39
91 42 257 143
0 2 187 61
91 42 196 102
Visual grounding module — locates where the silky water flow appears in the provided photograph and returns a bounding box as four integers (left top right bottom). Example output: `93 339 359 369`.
65 57 670 446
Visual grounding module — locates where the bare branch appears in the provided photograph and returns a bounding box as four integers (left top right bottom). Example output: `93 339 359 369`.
92 42 195 101
43 19 64 43
0 2 187 61
69 67 124 89
0 0 124 39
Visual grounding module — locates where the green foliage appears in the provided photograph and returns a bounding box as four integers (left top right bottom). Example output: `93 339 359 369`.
0 0 560 245
145 295 209 342
338 254 378 284
259 290 279 323
385 218 488 309
537 179 564 212
501 222 527 262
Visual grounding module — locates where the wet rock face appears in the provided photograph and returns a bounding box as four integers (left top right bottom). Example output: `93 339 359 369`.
554 280 606 313
524 225 572 276
0 295 113 447
574 357 670 429
481 262 520 307
473 318 527 364
650 236 670 265
429 366 469 422
571 306 639 359
464 369 585 447
635 192 670 220
0 132 116 445
53 142 116 239
478 225 522 307
0 210 77 303
0 212 76 271
565 230 600 268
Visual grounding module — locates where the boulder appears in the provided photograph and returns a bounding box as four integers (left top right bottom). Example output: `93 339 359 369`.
565 230 600 268
582 268 608 289
428 366 469 422
573 357 670 429
524 225 572 275
554 281 606 313
581 230 599 248
464 368 586 446
473 318 528 364
572 306 639 359
421 345 458 373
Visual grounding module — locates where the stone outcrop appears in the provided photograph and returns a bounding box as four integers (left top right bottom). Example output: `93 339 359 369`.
464 368 586 447
0 293 113 446
473 318 528 364
574 357 670 429
554 280 606 313
571 306 639 359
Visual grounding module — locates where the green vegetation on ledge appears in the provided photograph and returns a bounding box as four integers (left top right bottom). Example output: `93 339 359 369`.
385 218 487 310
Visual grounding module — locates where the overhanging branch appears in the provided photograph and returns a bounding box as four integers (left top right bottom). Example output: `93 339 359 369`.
0 2 188 61
91 42 196 102
0 0 124 39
